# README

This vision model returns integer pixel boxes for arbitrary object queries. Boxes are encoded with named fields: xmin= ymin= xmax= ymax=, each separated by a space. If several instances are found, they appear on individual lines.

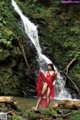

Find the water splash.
xmin=11 ymin=0 xmax=72 ymax=100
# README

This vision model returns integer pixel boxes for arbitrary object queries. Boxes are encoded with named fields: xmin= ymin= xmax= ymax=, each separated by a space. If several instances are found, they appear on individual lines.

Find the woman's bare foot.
xmin=32 ymin=107 xmax=38 ymax=111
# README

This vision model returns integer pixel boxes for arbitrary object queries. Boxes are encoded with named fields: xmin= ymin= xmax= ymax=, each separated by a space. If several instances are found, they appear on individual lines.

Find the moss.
xmin=41 ymin=107 xmax=58 ymax=117
xmin=27 ymin=110 xmax=39 ymax=120
xmin=12 ymin=114 xmax=24 ymax=120
xmin=71 ymin=110 xmax=80 ymax=120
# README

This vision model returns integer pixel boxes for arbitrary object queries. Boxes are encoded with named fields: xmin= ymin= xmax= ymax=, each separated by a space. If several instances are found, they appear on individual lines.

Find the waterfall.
xmin=11 ymin=0 xmax=72 ymax=100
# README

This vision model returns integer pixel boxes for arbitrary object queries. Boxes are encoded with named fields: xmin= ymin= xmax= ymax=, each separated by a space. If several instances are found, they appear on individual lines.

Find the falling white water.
xmin=11 ymin=0 xmax=72 ymax=100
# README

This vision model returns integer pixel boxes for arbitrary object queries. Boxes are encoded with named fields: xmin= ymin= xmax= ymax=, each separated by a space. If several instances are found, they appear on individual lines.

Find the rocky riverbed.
xmin=0 ymin=97 xmax=80 ymax=120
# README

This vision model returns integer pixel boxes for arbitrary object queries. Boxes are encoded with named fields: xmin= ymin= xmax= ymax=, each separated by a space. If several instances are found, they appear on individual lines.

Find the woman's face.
xmin=47 ymin=65 xmax=52 ymax=71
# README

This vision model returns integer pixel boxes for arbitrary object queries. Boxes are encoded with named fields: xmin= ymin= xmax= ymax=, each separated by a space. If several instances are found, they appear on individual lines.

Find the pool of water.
xmin=15 ymin=97 xmax=37 ymax=109
xmin=15 ymin=97 xmax=59 ymax=110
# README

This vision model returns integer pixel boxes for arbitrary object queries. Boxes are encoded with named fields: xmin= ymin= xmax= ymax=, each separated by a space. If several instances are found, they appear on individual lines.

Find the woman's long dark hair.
xmin=47 ymin=63 xmax=55 ymax=71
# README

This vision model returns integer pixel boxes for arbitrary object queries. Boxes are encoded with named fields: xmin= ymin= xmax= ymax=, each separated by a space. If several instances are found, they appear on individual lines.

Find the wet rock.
xmin=52 ymin=100 xmax=80 ymax=110
xmin=58 ymin=100 xmax=80 ymax=109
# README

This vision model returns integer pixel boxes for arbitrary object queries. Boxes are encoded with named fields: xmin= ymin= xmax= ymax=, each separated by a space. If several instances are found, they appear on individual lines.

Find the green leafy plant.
xmin=71 ymin=110 xmax=80 ymax=120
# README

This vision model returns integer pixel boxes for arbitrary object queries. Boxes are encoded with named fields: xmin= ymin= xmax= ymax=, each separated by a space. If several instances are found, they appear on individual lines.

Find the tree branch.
xmin=17 ymin=37 xmax=31 ymax=77
xmin=64 ymin=72 xmax=80 ymax=94
xmin=64 ymin=57 xmax=80 ymax=95
xmin=64 ymin=57 xmax=76 ymax=74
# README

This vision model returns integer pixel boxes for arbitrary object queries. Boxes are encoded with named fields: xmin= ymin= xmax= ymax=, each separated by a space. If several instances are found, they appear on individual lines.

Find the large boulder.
xmin=53 ymin=100 xmax=80 ymax=109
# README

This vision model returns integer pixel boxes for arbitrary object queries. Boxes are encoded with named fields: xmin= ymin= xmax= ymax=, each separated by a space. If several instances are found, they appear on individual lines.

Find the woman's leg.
xmin=33 ymin=82 xmax=48 ymax=110
xmin=47 ymin=87 xmax=51 ymax=107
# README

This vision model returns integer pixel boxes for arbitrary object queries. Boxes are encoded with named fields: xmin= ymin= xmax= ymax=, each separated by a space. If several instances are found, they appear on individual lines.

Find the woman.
xmin=32 ymin=63 xmax=57 ymax=110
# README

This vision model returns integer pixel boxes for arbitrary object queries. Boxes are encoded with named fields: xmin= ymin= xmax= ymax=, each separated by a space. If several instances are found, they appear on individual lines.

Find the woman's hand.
xmin=53 ymin=72 xmax=57 ymax=86
xmin=53 ymin=80 xmax=56 ymax=86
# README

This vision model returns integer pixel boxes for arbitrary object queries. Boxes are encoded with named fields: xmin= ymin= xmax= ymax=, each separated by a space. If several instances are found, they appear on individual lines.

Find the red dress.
xmin=36 ymin=70 xmax=57 ymax=108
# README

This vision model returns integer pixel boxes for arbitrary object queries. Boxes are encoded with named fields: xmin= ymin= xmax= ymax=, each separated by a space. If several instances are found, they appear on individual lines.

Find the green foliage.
xmin=27 ymin=111 xmax=39 ymax=120
xmin=0 ymin=71 xmax=19 ymax=95
xmin=0 ymin=0 xmax=27 ymax=96
xmin=41 ymin=108 xmax=57 ymax=116
xmin=27 ymin=108 xmax=57 ymax=120
xmin=71 ymin=110 xmax=80 ymax=120
xmin=0 ymin=49 xmax=10 ymax=60
xmin=12 ymin=114 xmax=24 ymax=120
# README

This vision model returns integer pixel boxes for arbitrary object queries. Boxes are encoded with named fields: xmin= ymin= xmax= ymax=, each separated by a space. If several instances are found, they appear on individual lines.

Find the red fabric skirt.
xmin=36 ymin=71 xmax=54 ymax=108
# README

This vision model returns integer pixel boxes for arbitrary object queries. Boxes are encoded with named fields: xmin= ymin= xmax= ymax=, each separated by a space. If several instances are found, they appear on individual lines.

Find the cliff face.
xmin=0 ymin=0 xmax=80 ymax=96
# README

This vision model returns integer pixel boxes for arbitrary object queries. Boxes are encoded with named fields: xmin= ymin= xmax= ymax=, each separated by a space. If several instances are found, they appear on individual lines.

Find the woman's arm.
xmin=53 ymin=72 xmax=57 ymax=86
